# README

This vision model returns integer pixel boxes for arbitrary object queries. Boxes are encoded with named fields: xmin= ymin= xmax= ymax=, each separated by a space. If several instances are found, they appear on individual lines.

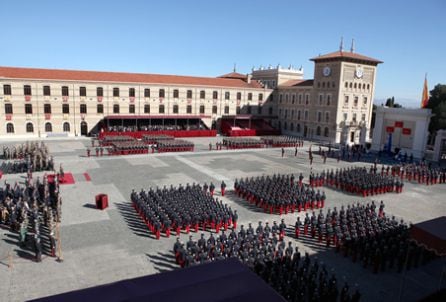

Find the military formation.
xmin=234 ymin=174 xmax=327 ymax=214
xmin=1 ymin=142 xmax=54 ymax=174
xmin=294 ymin=202 xmax=437 ymax=273
xmin=310 ymin=167 xmax=404 ymax=196
xmin=142 ymin=134 xmax=174 ymax=144
xmin=157 ymin=139 xmax=194 ymax=152
xmin=0 ymin=175 xmax=62 ymax=262
xmin=173 ymin=222 xmax=360 ymax=302
xmin=260 ymin=136 xmax=304 ymax=148
xmin=222 ymin=137 xmax=265 ymax=149
xmin=131 ymin=183 xmax=236 ymax=239
xmin=390 ymin=163 xmax=446 ymax=185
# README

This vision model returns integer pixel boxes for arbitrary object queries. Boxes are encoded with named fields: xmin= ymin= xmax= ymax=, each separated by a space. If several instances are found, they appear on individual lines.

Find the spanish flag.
xmin=421 ymin=75 xmax=429 ymax=108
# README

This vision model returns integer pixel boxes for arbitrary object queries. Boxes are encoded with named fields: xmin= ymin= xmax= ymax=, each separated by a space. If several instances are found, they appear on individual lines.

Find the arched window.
xmin=325 ymin=112 xmax=330 ymax=123
xmin=297 ymin=123 xmax=301 ymax=133
xmin=324 ymin=127 xmax=329 ymax=137
xmin=26 ymin=122 xmax=34 ymax=133
xmin=316 ymin=126 xmax=321 ymax=136
xmin=297 ymin=110 xmax=301 ymax=120
xmin=63 ymin=122 xmax=70 ymax=132
xmin=45 ymin=122 xmax=52 ymax=132
xmin=290 ymin=123 xmax=294 ymax=131
xmin=6 ymin=123 xmax=14 ymax=133
xmin=354 ymin=83 xmax=357 ymax=89
xmin=345 ymin=82 xmax=348 ymax=88
xmin=349 ymin=82 xmax=353 ymax=88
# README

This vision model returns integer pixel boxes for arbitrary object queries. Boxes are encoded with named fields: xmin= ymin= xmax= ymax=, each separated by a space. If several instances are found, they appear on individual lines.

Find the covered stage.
xmin=97 ymin=115 xmax=217 ymax=139
xmin=31 ymin=258 xmax=285 ymax=302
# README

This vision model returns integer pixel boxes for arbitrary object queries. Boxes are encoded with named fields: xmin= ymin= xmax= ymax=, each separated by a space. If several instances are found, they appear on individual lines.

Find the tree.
xmin=426 ymin=84 xmax=446 ymax=134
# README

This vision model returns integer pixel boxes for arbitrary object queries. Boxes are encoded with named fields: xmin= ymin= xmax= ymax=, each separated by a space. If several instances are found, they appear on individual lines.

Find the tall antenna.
xmin=339 ymin=36 xmax=344 ymax=52
xmin=350 ymin=38 xmax=355 ymax=53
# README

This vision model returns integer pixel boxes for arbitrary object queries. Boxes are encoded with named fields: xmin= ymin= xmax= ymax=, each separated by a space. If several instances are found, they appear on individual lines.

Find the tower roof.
xmin=310 ymin=51 xmax=383 ymax=65
xmin=218 ymin=72 xmax=247 ymax=80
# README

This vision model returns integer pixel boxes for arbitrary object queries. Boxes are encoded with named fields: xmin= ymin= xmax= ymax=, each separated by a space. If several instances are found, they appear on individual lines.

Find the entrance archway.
xmin=80 ymin=121 xmax=88 ymax=136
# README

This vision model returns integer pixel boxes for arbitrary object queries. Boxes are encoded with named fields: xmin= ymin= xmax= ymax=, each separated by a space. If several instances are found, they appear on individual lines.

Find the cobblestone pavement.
xmin=0 ymin=137 xmax=444 ymax=301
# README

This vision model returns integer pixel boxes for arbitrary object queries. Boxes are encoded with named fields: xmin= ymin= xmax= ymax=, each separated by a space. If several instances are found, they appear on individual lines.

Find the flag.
xmin=421 ymin=75 xmax=429 ymax=108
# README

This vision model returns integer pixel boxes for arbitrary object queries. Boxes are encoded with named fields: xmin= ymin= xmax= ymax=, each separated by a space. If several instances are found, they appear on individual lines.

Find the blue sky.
xmin=1 ymin=0 xmax=444 ymax=107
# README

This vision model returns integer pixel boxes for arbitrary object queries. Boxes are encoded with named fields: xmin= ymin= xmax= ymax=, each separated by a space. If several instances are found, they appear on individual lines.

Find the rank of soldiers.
xmin=130 ymin=183 xmax=237 ymax=240
xmin=390 ymin=163 xmax=446 ymax=186
xmin=234 ymin=174 xmax=327 ymax=214
xmin=294 ymin=202 xmax=438 ymax=273
xmin=260 ymin=136 xmax=304 ymax=148
xmin=222 ymin=137 xmax=264 ymax=149
xmin=1 ymin=142 xmax=54 ymax=174
xmin=100 ymin=135 xmax=135 ymax=146
xmin=311 ymin=167 xmax=404 ymax=196
xmin=142 ymin=134 xmax=174 ymax=144
xmin=173 ymin=222 xmax=361 ymax=302
xmin=110 ymin=141 xmax=149 ymax=155
xmin=0 ymin=175 xmax=62 ymax=262
xmin=157 ymin=139 xmax=194 ymax=152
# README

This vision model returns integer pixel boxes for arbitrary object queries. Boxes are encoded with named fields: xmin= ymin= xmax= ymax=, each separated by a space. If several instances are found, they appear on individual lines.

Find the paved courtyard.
xmin=0 ymin=137 xmax=445 ymax=302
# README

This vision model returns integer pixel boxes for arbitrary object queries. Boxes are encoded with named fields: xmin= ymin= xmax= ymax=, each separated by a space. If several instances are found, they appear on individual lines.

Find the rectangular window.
xmin=25 ymin=104 xmax=33 ymax=114
xmin=248 ymin=93 xmax=252 ymax=101
xmin=4 ymin=104 xmax=13 ymax=114
xmin=213 ymin=91 xmax=218 ymax=99
xmin=144 ymin=104 xmax=150 ymax=114
xmin=113 ymin=87 xmax=120 ymax=97
xmin=363 ymin=96 xmax=368 ymax=106
xmin=354 ymin=96 xmax=359 ymax=106
xmin=97 ymin=104 xmax=104 ymax=114
xmin=344 ymin=96 xmax=349 ymax=105
xmin=159 ymin=104 xmax=165 ymax=113
xmin=43 ymin=85 xmax=51 ymax=96
xmin=361 ymin=113 xmax=366 ymax=121
xmin=129 ymin=104 xmax=135 ymax=113
xmin=236 ymin=92 xmax=241 ymax=100
xmin=352 ymin=113 xmax=357 ymax=122
xmin=212 ymin=105 xmax=218 ymax=114
xmin=259 ymin=93 xmax=263 ymax=101
xmin=173 ymin=104 xmax=179 ymax=114
xmin=187 ymin=90 xmax=192 ymax=99
xmin=80 ymin=104 xmax=87 ymax=114
xmin=97 ymin=87 xmax=103 ymax=97
xmin=144 ymin=88 xmax=150 ymax=98
xmin=343 ymin=113 xmax=348 ymax=121
xmin=3 ymin=84 xmax=12 ymax=95
xmin=62 ymin=104 xmax=69 ymax=114
xmin=159 ymin=89 xmax=165 ymax=98
xmin=200 ymin=105 xmax=205 ymax=114
xmin=305 ymin=94 xmax=309 ymax=105
xmin=186 ymin=105 xmax=192 ymax=114
xmin=113 ymin=104 xmax=120 ymax=114
xmin=317 ymin=112 xmax=322 ymax=122
xmin=62 ymin=86 xmax=69 ymax=96
xmin=291 ymin=94 xmax=295 ymax=104
xmin=225 ymin=92 xmax=230 ymax=100
xmin=224 ymin=106 xmax=229 ymax=114
xmin=44 ymin=104 xmax=51 ymax=114
xmin=24 ymin=85 xmax=32 ymax=95
xmin=325 ymin=112 xmax=329 ymax=123
xmin=129 ymin=88 xmax=135 ymax=97
xmin=200 ymin=90 xmax=205 ymax=99
xmin=79 ymin=86 xmax=87 ymax=97
xmin=173 ymin=89 xmax=179 ymax=98
xmin=236 ymin=106 xmax=241 ymax=114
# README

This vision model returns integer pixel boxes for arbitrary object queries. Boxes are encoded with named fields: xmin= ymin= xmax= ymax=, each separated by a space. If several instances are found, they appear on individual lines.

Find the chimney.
xmin=247 ymin=74 xmax=252 ymax=84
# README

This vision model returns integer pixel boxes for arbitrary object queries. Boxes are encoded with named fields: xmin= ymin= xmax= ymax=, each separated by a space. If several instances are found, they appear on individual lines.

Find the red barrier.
xmin=99 ymin=130 xmax=217 ymax=140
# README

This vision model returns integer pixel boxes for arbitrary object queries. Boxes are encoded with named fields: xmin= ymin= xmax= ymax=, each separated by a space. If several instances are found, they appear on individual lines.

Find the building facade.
xmin=0 ymin=68 xmax=272 ymax=137
xmin=252 ymin=44 xmax=382 ymax=145
xmin=0 ymin=46 xmax=381 ymax=143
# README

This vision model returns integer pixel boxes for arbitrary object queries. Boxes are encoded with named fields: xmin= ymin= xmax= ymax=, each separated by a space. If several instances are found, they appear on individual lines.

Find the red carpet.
xmin=47 ymin=173 xmax=75 ymax=185
xmin=84 ymin=173 xmax=91 ymax=181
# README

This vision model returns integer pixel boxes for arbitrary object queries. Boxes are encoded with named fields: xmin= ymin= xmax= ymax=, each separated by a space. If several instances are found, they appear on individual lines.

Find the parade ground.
xmin=0 ymin=137 xmax=444 ymax=302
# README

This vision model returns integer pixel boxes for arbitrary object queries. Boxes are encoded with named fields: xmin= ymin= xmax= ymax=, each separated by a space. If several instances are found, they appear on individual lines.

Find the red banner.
xmin=25 ymin=95 xmax=31 ymax=102
xmin=63 ymin=96 xmax=69 ymax=102
xmin=45 ymin=114 xmax=51 ymax=120
xmin=97 ymin=96 xmax=103 ymax=102
xmin=5 ymin=114 xmax=12 ymax=121
xmin=402 ymin=128 xmax=411 ymax=135
xmin=394 ymin=121 xmax=404 ymax=128
xmin=386 ymin=126 xmax=394 ymax=133
xmin=129 ymin=97 xmax=135 ymax=103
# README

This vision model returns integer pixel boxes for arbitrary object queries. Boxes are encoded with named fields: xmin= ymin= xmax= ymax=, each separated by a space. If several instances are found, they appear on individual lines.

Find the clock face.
xmin=355 ymin=67 xmax=363 ymax=78
xmin=323 ymin=66 xmax=331 ymax=77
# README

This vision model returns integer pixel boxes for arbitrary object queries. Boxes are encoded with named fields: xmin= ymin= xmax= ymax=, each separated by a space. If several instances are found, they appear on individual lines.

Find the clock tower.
xmin=310 ymin=39 xmax=383 ymax=145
